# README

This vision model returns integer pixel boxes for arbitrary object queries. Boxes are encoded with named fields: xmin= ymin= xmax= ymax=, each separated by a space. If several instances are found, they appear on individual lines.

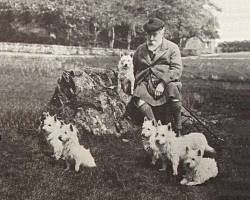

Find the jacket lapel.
xmin=140 ymin=44 xmax=152 ymax=65
xmin=150 ymin=39 xmax=169 ymax=65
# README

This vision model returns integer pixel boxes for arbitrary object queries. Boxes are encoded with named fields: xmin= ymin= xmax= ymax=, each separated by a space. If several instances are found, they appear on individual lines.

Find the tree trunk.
xmin=127 ymin=31 xmax=131 ymax=50
xmin=93 ymin=23 xmax=101 ymax=47
xmin=127 ymin=23 xmax=136 ymax=50
xmin=180 ymin=37 xmax=190 ymax=50
xmin=108 ymin=27 xmax=115 ymax=48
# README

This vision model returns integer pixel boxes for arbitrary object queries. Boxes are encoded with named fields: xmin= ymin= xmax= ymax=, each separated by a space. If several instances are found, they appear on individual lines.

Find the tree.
xmin=0 ymin=0 xmax=220 ymax=48
xmin=149 ymin=0 xmax=220 ymax=48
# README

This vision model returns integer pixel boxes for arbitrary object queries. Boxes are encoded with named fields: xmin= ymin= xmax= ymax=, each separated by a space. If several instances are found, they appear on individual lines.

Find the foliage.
xmin=218 ymin=40 xmax=250 ymax=52
xmin=0 ymin=0 xmax=220 ymax=48
xmin=150 ymin=0 xmax=220 ymax=47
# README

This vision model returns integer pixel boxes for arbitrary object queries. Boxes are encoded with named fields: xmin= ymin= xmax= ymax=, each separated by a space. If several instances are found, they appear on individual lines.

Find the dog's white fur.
xmin=40 ymin=112 xmax=78 ymax=160
xmin=40 ymin=112 xmax=61 ymax=136
xmin=155 ymin=121 xmax=215 ymax=175
xmin=141 ymin=118 xmax=165 ymax=166
xmin=117 ymin=52 xmax=135 ymax=95
xmin=181 ymin=147 xmax=218 ymax=185
xmin=141 ymin=117 xmax=157 ymax=149
xmin=59 ymin=133 xmax=96 ymax=172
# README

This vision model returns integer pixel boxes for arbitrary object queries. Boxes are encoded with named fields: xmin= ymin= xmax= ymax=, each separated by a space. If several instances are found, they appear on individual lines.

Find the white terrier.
xmin=155 ymin=121 xmax=215 ymax=175
xmin=49 ymin=123 xmax=79 ymax=160
xmin=117 ymin=52 xmax=135 ymax=95
xmin=39 ymin=112 xmax=61 ymax=135
xmin=40 ymin=112 xmax=64 ymax=160
xmin=181 ymin=147 xmax=218 ymax=185
xmin=141 ymin=117 xmax=156 ymax=151
xmin=141 ymin=117 xmax=162 ymax=165
xmin=40 ymin=112 xmax=79 ymax=160
xmin=59 ymin=132 xmax=96 ymax=172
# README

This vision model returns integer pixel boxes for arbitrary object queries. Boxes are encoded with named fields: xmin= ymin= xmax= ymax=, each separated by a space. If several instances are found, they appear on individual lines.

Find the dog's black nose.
xmin=58 ymin=136 xmax=62 ymax=141
xmin=155 ymin=139 xmax=160 ymax=144
xmin=39 ymin=122 xmax=44 ymax=129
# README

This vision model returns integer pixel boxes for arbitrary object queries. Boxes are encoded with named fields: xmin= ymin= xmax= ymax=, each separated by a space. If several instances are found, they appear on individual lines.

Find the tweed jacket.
xmin=133 ymin=38 xmax=183 ymax=106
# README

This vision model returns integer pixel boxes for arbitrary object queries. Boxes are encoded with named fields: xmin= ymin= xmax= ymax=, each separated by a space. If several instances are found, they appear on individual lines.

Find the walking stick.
xmin=182 ymin=105 xmax=225 ymax=143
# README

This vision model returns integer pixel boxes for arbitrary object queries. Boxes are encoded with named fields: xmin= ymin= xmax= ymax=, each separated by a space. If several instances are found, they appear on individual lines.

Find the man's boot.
xmin=162 ymin=103 xmax=172 ymax=125
xmin=170 ymin=99 xmax=182 ymax=137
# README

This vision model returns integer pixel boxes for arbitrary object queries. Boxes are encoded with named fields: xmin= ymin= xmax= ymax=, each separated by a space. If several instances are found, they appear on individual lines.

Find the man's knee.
xmin=165 ymin=82 xmax=182 ymax=100
xmin=133 ymin=98 xmax=155 ymax=120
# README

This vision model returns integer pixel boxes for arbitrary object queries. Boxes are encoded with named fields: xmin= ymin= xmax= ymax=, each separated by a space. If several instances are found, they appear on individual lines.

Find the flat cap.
xmin=143 ymin=18 xmax=165 ymax=33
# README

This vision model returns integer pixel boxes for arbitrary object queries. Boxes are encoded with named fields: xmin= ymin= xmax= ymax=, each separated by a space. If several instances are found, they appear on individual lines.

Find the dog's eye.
xmin=48 ymin=124 xmax=51 ymax=127
xmin=192 ymin=158 xmax=195 ymax=161
xmin=161 ymin=134 xmax=165 ymax=137
xmin=147 ymin=128 xmax=151 ymax=131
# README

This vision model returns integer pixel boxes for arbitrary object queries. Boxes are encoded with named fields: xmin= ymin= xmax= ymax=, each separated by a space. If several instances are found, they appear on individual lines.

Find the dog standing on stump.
xmin=131 ymin=18 xmax=183 ymax=136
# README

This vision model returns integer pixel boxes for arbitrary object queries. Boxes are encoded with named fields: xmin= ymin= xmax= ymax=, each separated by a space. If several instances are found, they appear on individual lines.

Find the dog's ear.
xmin=130 ymin=52 xmax=134 ymax=58
xmin=60 ymin=121 xmax=64 ymax=126
xmin=120 ymin=52 xmax=124 ymax=58
xmin=197 ymin=149 xmax=201 ymax=156
xmin=152 ymin=119 xmax=157 ymax=127
xmin=40 ymin=112 xmax=46 ymax=121
xmin=70 ymin=124 xmax=74 ymax=132
xmin=167 ymin=123 xmax=172 ymax=131
xmin=69 ymin=70 xmax=74 ymax=77
xmin=144 ymin=116 xmax=148 ymax=122
xmin=42 ymin=112 xmax=49 ymax=118
xmin=54 ymin=115 xmax=57 ymax=122
xmin=157 ymin=120 xmax=162 ymax=126
xmin=186 ymin=146 xmax=189 ymax=153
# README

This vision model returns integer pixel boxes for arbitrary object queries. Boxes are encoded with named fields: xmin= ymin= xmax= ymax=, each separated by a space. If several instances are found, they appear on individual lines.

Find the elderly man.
xmin=132 ymin=18 xmax=183 ymax=136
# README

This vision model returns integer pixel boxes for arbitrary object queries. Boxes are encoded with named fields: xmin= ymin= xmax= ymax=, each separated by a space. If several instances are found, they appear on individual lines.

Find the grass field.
xmin=0 ymin=52 xmax=250 ymax=200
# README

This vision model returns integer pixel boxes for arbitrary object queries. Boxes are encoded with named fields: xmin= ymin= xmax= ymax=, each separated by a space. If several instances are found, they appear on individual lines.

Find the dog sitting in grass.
xmin=141 ymin=117 xmax=156 ymax=152
xmin=155 ymin=121 xmax=215 ymax=175
xmin=180 ymin=147 xmax=218 ymax=185
xmin=39 ymin=112 xmax=79 ymax=160
xmin=59 ymin=130 xmax=96 ymax=172
xmin=141 ymin=117 xmax=162 ymax=165
xmin=40 ymin=112 xmax=64 ymax=160
xmin=117 ymin=52 xmax=135 ymax=95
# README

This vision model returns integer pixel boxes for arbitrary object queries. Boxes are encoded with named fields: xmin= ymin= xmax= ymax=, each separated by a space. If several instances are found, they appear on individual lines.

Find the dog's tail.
xmin=205 ymin=144 xmax=216 ymax=153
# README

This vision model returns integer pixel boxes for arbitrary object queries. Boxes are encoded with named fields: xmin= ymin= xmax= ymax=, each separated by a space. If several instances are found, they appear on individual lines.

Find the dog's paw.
xmin=186 ymin=181 xmax=198 ymax=186
xmin=173 ymin=171 xmax=178 ymax=176
xmin=151 ymin=158 xmax=157 ymax=165
xmin=75 ymin=165 xmax=80 ymax=172
xmin=180 ymin=179 xmax=188 ymax=185
xmin=159 ymin=168 xmax=166 ymax=172
xmin=63 ymin=167 xmax=70 ymax=173
xmin=55 ymin=156 xmax=61 ymax=160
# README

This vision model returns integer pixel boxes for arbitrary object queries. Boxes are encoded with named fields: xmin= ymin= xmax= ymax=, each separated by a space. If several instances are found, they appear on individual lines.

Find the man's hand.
xmin=155 ymin=82 xmax=165 ymax=98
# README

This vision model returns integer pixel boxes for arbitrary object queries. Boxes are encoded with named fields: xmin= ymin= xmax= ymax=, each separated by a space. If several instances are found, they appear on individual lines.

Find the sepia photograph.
xmin=0 ymin=0 xmax=249 ymax=199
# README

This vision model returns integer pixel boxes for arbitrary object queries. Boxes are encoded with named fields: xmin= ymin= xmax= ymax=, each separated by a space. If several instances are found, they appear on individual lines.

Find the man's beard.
xmin=147 ymin=39 xmax=162 ymax=51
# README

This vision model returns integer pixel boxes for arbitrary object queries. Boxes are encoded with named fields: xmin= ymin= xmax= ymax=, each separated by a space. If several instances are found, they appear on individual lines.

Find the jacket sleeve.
xmin=169 ymin=44 xmax=183 ymax=81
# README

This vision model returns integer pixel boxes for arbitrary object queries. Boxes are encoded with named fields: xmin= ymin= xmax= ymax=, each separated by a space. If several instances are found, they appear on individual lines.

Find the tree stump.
xmin=48 ymin=68 xmax=137 ymax=136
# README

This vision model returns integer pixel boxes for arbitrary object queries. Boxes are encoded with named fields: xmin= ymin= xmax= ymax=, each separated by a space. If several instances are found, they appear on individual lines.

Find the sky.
xmin=212 ymin=0 xmax=250 ymax=42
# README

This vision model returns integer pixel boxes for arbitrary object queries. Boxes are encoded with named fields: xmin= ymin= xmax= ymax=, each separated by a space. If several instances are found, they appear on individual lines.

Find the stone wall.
xmin=0 ymin=42 xmax=122 ymax=56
